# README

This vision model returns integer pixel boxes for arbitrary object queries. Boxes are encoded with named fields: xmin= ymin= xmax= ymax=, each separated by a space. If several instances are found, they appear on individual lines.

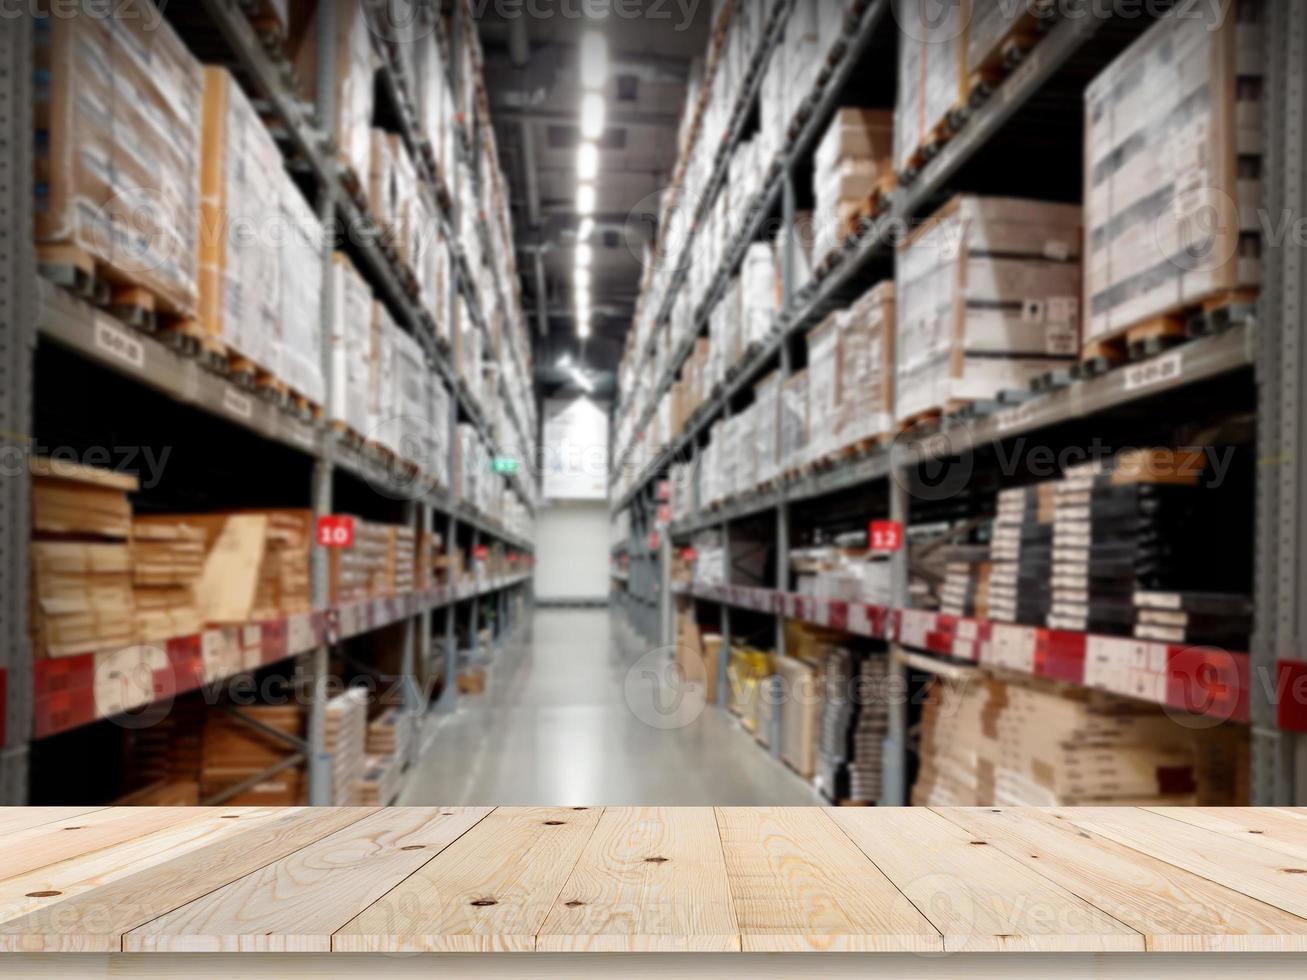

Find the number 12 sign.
xmin=317 ymin=516 xmax=355 ymax=549
xmin=869 ymin=519 xmax=904 ymax=553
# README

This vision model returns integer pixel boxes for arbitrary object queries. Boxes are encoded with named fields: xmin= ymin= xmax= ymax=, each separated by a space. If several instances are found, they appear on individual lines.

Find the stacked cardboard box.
xmin=773 ymin=655 xmax=824 ymax=779
xmin=367 ymin=707 xmax=415 ymax=765
xmin=330 ymin=518 xmax=396 ymax=604
xmin=779 ymin=369 xmax=809 ymax=474
xmin=753 ymin=372 xmax=781 ymax=487
xmin=35 ymin=8 xmax=203 ymax=316
xmin=356 ymin=755 xmax=404 ymax=806
xmin=895 ymin=196 xmax=1081 ymax=423
xmin=739 ymin=243 xmax=778 ymax=350
xmin=329 ymin=254 xmax=373 ymax=437
xmin=30 ymin=460 xmax=137 ymax=658
xmin=937 ymin=545 xmax=992 ymax=618
xmin=199 ymin=68 xmax=283 ymax=375
xmin=368 ymin=302 xmax=399 ymax=451
xmin=200 ymin=706 xmax=305 ymax=805
xmin=893 ymin=0 xmax=966 ymax=173
xmin=1084 ymin=3 xmax=1262 ymax=345
xmin=276 ymin=170 xmax=326 ymax=408
xmin=325 ymin=688 xmax=369 ymax=806
xmin=806 ymin=313 xmax=843 ymax=464
xmin=792 ymin=547 xmax=894 ymax=605
xmin=836 ymin=281 xmax=895 ymax=449
xmin=390 ymin=525 xmax=418 ymax=595
xmin=816 ymin=649 xmax=889 ymax=804
xmin=728 ymin=646 xmax=772 ymax=732
xmin=813 ymin=108 xmax=894 ymax=264
xmin=130 ymin=517 xmax=205 ymax=643
xmin=295 ymin=0 xmax=374 ymax=191
xmin=913 ymin=674 xmax=1250 ymax=806
xmin=989 ymin=483 xmax=1055 ymax=626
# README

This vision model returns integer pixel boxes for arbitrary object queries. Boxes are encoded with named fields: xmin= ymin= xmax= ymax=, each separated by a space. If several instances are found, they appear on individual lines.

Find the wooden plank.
xmin=194 ymin=515 xmax=267 ymax=624
xmin=828 ymin=808 xmax=1141 ymax=952
xmin=1141 ymin=807 xmax=1307 ymax=862
xmin=1058 ymin=807 xmax=1307 ymax=922
xmin=715 ymin=807 xmax=941 ymax=952
xmin=126 ymin=808 xmax=493 ymax=952
xmin=937 ymin=807 xmax=1307 ymax=951
xmin=0 ymin=808 xmax=293 ymax=927
xmin=536 ymin=807 xmax=739 ymax=952
xmin=0 ymin=808 xmax=108 ymax=837
xmin=30 ymin=457 xmax=140 ymax=492
xmin=0 ymin=807 xmax=210 ymax=883
xmin=0 ymin=808 xmax=374 ymax=952
xmin=334 ymin=806 xmax=602 ymax=952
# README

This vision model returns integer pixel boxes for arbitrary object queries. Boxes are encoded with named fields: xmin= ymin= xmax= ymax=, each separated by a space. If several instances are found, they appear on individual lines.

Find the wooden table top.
xmin=2 ymin=806 xmax=1307 ymax=954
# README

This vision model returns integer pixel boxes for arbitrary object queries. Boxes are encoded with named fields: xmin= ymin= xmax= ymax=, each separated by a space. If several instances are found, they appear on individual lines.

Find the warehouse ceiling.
xmin=474 ymin=8 xmax=710 ymax=400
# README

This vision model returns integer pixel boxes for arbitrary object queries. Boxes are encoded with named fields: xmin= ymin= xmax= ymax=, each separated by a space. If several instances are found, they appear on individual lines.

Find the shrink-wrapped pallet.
xmin=740 ymin=243 xmax=778 ymax=349
xmin=779 ymin=369 xmax=809 ymax=474
xmin=276 ymin=175 xmax=326 ymax=408
xmin=806 ymin=313 xmax=843 ymax=464
xmin=895 ymin=195 xmax=1081 ymax=423
xmin=199 ymin=68 xmax=283 ymax=375
xmin=1084 ymin=1 xmax=1262 ymax=344
xmin=754 ymin=371 xmax=781 ymax=487
xmin=329 ymin=254 xmax=372 ymax=437
xmin=837 ymin=281 xmax=895 ymax=448
xmin=34 ymin=7 xmax=202 ymax=316
xmin=893 ymin=0 xmax=967 ymax=174
xmin=369 ymin=303 xmax=399 ymax=453
xmin=299 ymin=0 xmax=374 ymax=192
xmin=392 ymin=326 xmax=432 ymax=474
xmin=813 ymin=108 xmax=894 ymax=263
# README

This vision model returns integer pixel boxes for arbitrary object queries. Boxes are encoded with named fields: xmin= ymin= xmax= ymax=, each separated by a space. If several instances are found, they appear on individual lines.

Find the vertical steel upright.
xmin=717 ymin=402 xmax=733 ymax=707
xmin=303 ymin=0 xmax=340 ymax=807
xmin=437 ymin=0 xmax=464 ymax=715
xmin=882 ymin=472 xmax=911 ymax=806
xmin=1252 ymin=0 xmax=1307 ymax=805
xmin=0 ymin=14 xmax=35 ymax=805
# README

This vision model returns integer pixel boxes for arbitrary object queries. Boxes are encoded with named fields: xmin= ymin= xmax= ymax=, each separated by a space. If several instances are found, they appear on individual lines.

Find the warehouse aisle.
xmin=401 ymin=609 xmax=819 ymax=805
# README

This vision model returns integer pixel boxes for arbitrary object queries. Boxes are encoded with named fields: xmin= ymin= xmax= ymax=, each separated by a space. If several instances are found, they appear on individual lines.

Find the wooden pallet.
xmin=966 ymin=16 xmax=1045 ymax=108
xmin=38 ymin=243 xmax=197 ymax=336
xmin=898 ymin=101 xmax=969 ymax=183
xmin=332 ymin=422 xmax=367 ymax=451
xmin=1078 ymin=289 xmax=1257 ymax=376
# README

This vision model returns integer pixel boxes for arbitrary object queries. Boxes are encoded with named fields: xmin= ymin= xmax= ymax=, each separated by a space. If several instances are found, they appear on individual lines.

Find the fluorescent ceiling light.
xmin=576 ymin=142 xmax=599 ymax=180
xmin=580 ymin=93 xmax=606 ymax=140
xmin=556 ymin=353 xmax=572 ymax=369
xmin=580 ymin=32 xmax=610 ymax=90
xmin=576 ymin=244 xmax=593 ymax=268
xmin=577 ymin=183 xmax=596 ymax=216
xmin=577 ymin=317 xmax=592 ymax=340
xmin=575 ymin=268 xmax=592 ymax=293
xmin=577 ymin=217 xmax=594 ymax=241
xmin=570 ymin=366 xmax=595 ymax=392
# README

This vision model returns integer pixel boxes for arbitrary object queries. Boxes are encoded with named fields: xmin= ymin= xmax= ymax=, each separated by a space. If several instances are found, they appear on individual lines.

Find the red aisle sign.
xmin=869 ymin=519 xmax=904 ymax=552
xmin=473 ymin=544 xmax=490 ymax=560
xmin=316 ymin=516 xmax=355 ymax=548
xmin=649 ymin=531 xmax=661 ymax=551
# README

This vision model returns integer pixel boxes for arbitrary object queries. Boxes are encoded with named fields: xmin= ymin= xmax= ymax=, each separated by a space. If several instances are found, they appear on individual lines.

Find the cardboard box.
xmin=1084 ymin=2 xmax=1262 ymax=343
xmin=894 ymin=0 xmax=968 ymax=172
xmin=895 ymin=195 xmax=1082 ymax=422
xmin=837 ymin=280 xmax=895 ymax=446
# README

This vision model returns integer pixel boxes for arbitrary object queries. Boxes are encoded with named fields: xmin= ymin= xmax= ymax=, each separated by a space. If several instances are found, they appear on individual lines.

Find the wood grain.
xmin=1058 ymin=807 xmax=1307 ymax=922
xmin=536 ymin=807 xmax=739 ymax=952
xmin=828 ymin=807 xmax=1140 ymax=952
xmin=0 ymin=808 xmax=107 ymax=837
xmin=0 ymin=807 xmax=290 ymax=928
xmin=126 ymin=808 xmax=492 ymax=952
xmin=716 ymin=807 xmax=941 ymax=952
xmin=0 ymin=807 xmax=211 ymax=882
xmin=0 ymin=808 xmax=374 ymax=952
xmin=937 ymin=807 xmax=1307 ymax=951
xmin=333 ymin=806 xmax=602 ymax=952
xmin=1142 ymin=807 xmax=1307 ymax=862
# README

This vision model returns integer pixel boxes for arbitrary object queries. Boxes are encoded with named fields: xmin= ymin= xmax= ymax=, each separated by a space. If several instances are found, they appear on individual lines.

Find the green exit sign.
xmin=493 ymin=458 xmax=519 ymax=475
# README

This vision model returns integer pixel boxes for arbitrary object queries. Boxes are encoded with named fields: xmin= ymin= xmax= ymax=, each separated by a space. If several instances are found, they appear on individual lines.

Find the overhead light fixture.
xmin=580 ymin=32 xmax=610 ymax=90
xmin=577 ymin=183 xmax=596 ymax=216
xmin=576 ymin=141 xmax=599 ymax=180
xmin=577 ymin=317 xmax=592 ymax=340
xmin=556 ymin=353 xmax=572 ymax=369
xmin=576 ymin=243 xmax=592 ymax=268
xmin=570 ymin=366 xmax=595 ymax=393
xmin=577 ymin=217 xmax=594 ymax=241
xmin=576 ymin=271 xmax=592 ymax=295
xmin=580 ymin=92 xmax=605 ymax=140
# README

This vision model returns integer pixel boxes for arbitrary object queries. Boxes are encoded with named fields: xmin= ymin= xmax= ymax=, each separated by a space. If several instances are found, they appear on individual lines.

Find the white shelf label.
xmin=287 ymin=614 xmax=315 ymax=653
xmin=898 ymin=609 xmax=933 ymax=650
xmin=93 ymin=318 xmax=145 ymax=370
xmin=849 ymin=603 xmax=872 ymax=636
xmin=223 ymin=388 xmax=253 ymax=420
xmin=1124 ymin=351 xmax=1183 ymax=393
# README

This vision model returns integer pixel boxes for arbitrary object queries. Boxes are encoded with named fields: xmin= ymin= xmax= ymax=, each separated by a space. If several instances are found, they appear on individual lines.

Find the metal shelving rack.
xmin=610 ymin=1 xmax=1307 ymax=805
xmin=0 ymin=0 xmax=539 ymax=804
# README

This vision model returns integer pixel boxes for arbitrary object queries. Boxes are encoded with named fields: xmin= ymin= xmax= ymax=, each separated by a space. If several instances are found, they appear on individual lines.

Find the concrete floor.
xmin=400 ymin=607 xmax=819 ymax=806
